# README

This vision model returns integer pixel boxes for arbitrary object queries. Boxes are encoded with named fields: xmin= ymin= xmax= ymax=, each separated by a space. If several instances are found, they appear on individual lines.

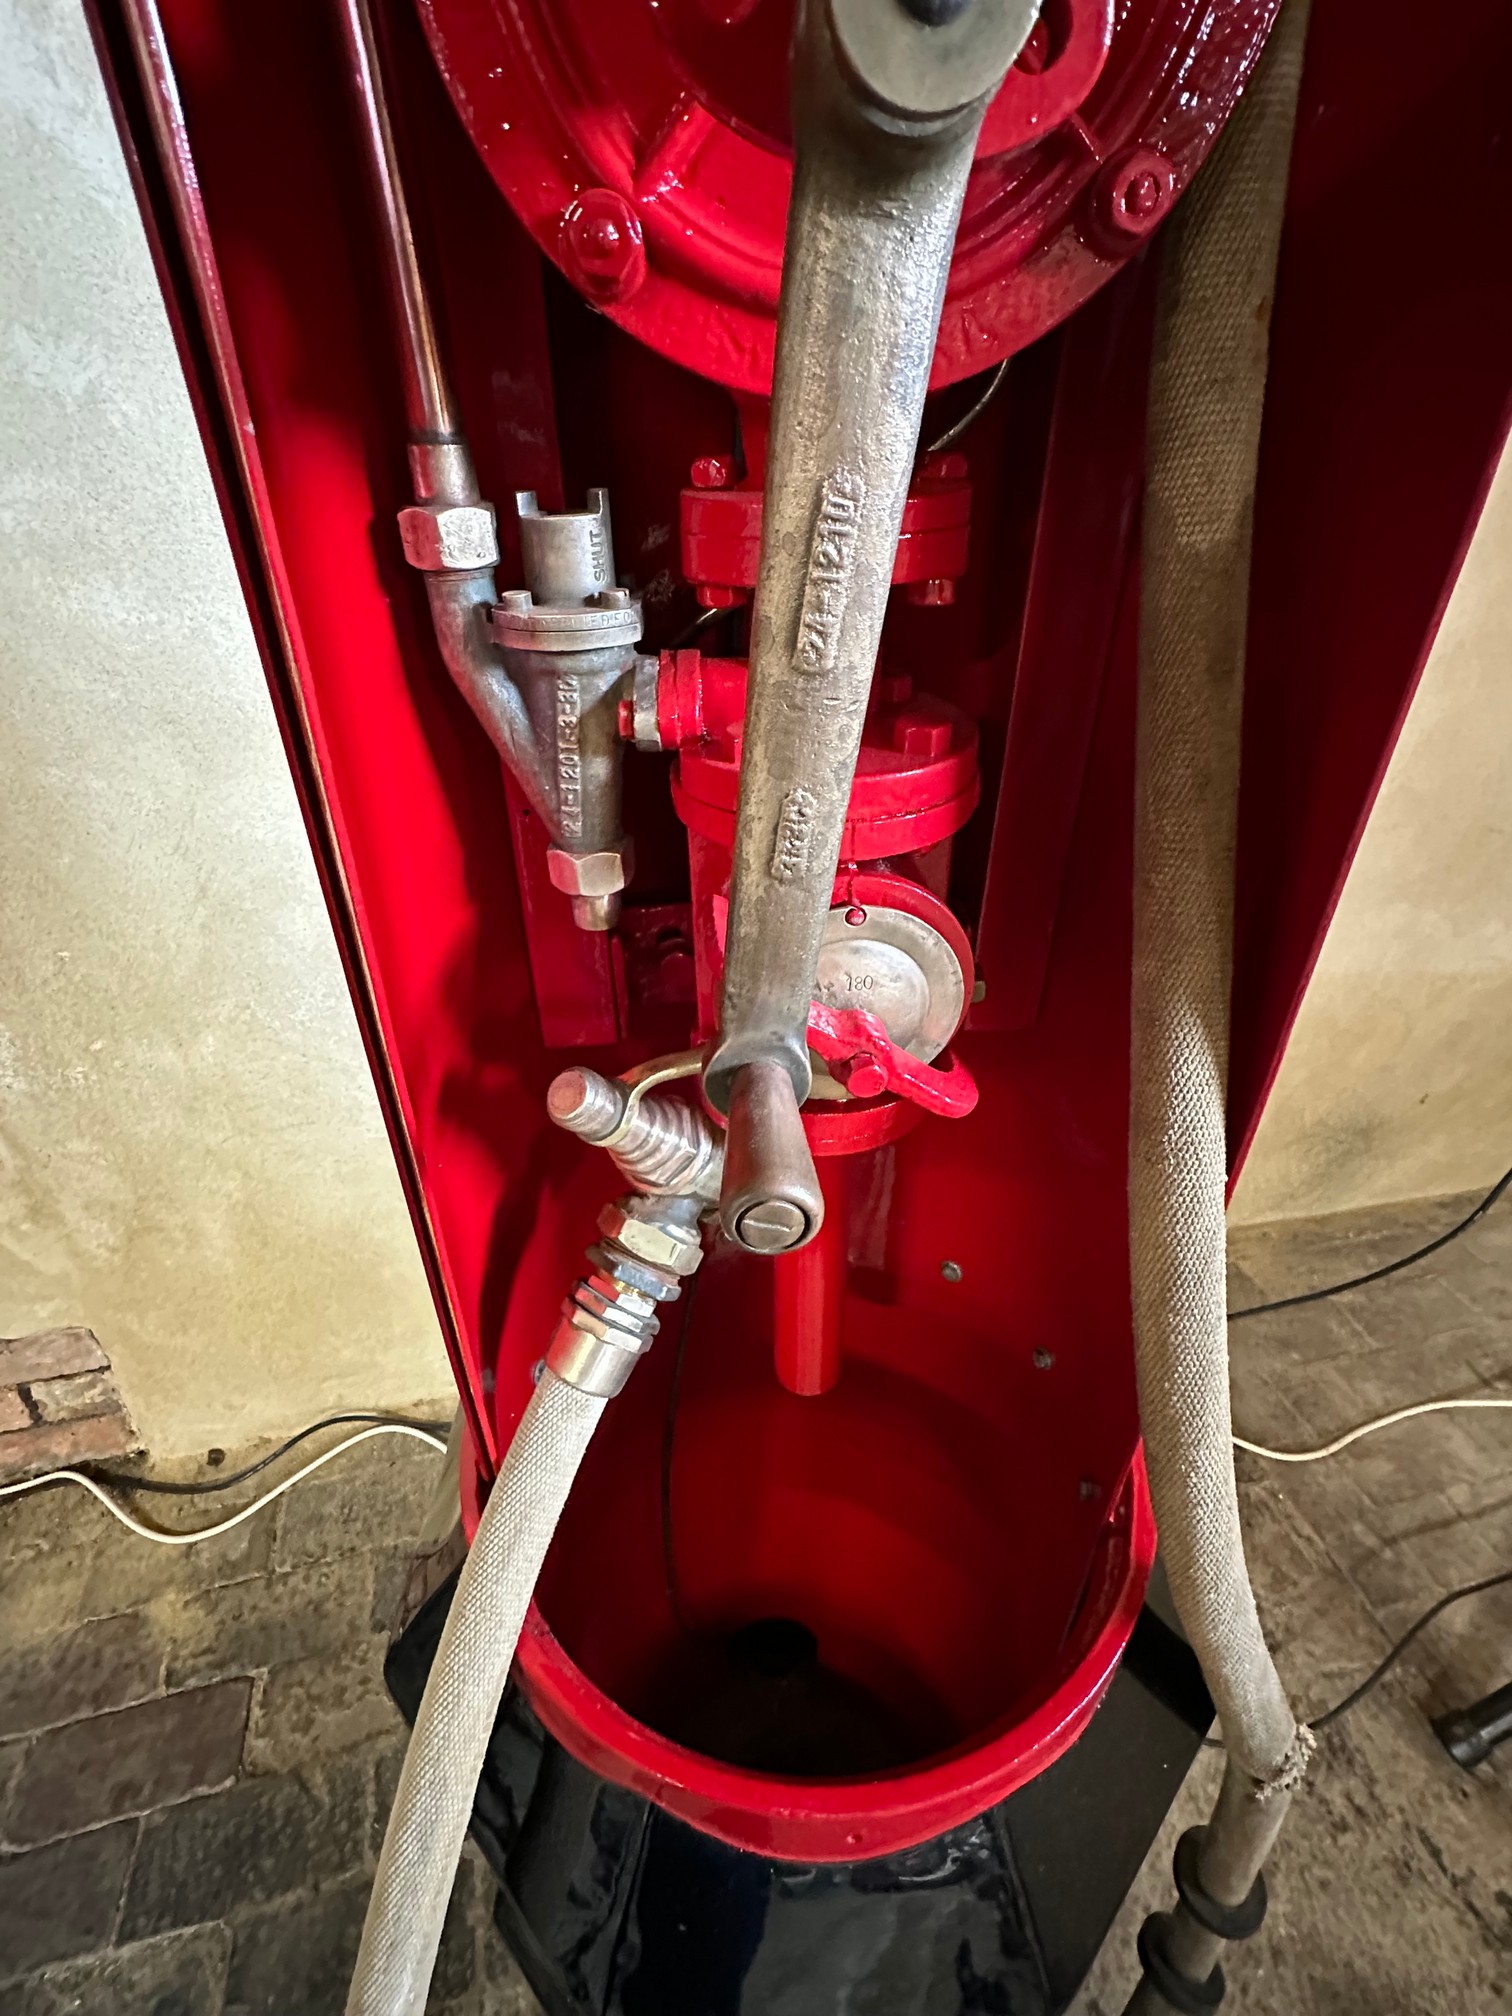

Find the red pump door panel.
xmin=89 ymin=0 xmax=1512 ymax=1865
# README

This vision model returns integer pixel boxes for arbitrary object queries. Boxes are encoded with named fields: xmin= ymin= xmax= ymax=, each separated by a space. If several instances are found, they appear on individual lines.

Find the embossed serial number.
xmin=793 ymin=467 xmax=865 ymax=675
xmin=556 ymin=674 xmax=582 ymax=838
xmin=770 ymin=786 xmax=817 ymax=885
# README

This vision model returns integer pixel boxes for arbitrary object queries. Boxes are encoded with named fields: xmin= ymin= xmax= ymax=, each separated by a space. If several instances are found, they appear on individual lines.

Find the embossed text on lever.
xmin=702 ymin=0 xmax=1039 ymax=1150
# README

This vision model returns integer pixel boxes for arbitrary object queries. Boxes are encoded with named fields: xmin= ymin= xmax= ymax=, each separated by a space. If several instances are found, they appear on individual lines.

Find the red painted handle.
xmin=806 ymin=1001 xmax=978 ymax=1119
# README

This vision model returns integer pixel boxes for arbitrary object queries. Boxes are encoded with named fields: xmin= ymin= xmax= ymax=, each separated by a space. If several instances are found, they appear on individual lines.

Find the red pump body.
xmin=91 ymin=0 xmax=1512 ymax=1871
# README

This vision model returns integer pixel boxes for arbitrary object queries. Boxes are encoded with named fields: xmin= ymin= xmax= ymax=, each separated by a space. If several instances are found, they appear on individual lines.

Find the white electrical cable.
xmin=3 ymin=1396 xmax=1506 ymax=1546
xmin=0 ymin=1423 xmax=448 ymax=1545
xmin=1234 ymin=1396 xmax=1512 ymax=1464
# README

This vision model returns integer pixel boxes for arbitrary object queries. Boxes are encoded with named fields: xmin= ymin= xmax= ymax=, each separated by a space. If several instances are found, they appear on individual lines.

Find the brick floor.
xmin=1076 ymin=1191 xmax=1512 ymax=2015
xmin=0 ymin=1330 xmax=137 ymax=1485
xmin=0 ymin=1428 xmax=513 ymax=2016
xmin=0 ymin=1192 xmax=1508 ymax=2013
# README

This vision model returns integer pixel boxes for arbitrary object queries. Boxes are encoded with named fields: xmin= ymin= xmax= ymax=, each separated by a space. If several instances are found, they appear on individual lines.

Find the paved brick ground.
xmin=0 ymin=1426 xmax=522 ymax=2015
xmin=1078 ymin=1192 xmax=1512 ymax=2015
xmin=0 ymin=1191 xmax=1509 ymax=2014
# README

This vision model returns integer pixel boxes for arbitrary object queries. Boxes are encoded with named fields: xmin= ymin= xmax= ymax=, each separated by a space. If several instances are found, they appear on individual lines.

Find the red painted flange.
xmin=413 ymin=0 xmax=1279 ymax=392
xmin=674 ymin=685 xmax=980 ymax=861
xmin=682 ymin=451 xmax=971 ymax=606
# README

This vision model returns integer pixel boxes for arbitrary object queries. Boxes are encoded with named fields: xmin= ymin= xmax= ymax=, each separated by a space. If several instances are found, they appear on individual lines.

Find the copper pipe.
xmin=332 ymin=0 xmax=460 ymax=445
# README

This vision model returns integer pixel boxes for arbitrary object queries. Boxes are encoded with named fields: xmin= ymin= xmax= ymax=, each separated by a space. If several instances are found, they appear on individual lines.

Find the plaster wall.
xmin=0 ymin=0 xmax=450 ymax=1456
xmin=3 ymin=0 xmax=1509 ymax=1458
xmin=1231 ymin=446 xmax=1512 ymax=1225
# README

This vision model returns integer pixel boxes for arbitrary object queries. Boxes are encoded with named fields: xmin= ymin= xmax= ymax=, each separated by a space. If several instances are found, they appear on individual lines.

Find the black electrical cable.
xmin=1309 ymin=1565 xmax=1512 ymax=1732
xmin=1229 ymin=1162 xmax=1512 ymax=1322
xmin=922 ymin=355 xmax=1010 ymax=457
xmin=666 ymin=603 xmax=733 ymax=651
xmin=84 ymin=1411 xmax=450 ymax=1497
xmin=1201 ymin=1564 xmax=1512 ymax=1749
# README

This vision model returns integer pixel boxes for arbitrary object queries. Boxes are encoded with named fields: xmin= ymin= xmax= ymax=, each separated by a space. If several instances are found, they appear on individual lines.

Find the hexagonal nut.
xmin=546 ymin=845 xmax=631 ymax=899
xmin=597 ymin=1204 xmax=702 ymax=1275
xmin=563 ymin=1295 xmax=656 ymax=1347
xmin=398 ymin=502 xmax=499 ymax=573
xmin=580 ymin=1271 xmax=659 ymax=1321
xmin=585 ymin=1244 xmax=682 ymax=1303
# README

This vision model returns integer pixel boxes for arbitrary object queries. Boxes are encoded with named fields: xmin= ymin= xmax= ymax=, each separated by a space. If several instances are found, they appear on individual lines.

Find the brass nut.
xmin=546 ymin=845 xmax=631 ymax=899
xmin=398 ymin=502 xmax=499 ymax=572
xmin=597 ymin=1204 xmax=702 ymax=1274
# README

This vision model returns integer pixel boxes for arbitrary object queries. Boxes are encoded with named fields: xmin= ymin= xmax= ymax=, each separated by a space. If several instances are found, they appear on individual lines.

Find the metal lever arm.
xmin=704 ymin=0 xmax=1038 ymax=1248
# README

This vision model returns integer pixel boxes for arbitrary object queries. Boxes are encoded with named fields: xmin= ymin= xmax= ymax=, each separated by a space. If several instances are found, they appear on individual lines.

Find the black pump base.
xmin=386 ymin=1581 xmax=1212 ymax=2016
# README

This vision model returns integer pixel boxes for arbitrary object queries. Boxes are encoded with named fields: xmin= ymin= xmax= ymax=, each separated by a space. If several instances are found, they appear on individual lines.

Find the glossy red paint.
xmin=681 ymin=451 xmax=973 ymax=602
xmin=674 ymin=675 xmax=981 ymax=861
xmin=806 ymin=1004 xmax=979 ymax=1120
xmin=415 ymin=0 xmax=1278 ymax=392
xmin=464 ymin=1380 xmax=1156 ymax=1861
xmin=772 ymin=1157 xmax=847 ymax=1397
xmin=89 ymin=0 xmax=1512 ymax=1868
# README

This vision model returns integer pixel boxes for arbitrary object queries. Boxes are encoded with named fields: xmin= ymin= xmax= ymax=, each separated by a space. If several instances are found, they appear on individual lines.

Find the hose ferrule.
xmin=547 ymin=1196 xmax=706 ymax=1397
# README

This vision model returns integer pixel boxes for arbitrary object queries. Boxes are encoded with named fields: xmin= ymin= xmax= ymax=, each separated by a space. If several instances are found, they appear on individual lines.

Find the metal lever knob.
xmin=719 ymin=1060 xmax=824 ymax=1255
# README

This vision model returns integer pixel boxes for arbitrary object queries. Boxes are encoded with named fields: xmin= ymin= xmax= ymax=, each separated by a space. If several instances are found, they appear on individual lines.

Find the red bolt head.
xmin=689 ymin=455 xmax=735 ymax=490
xmin=844 ymin=905 xmax=867 ymax=927
xmin=893 ymin=710 xmax=953 ymax=760
xmin=905 ymin=577 xmax=956 ymax=608
xmin=1125 ymin=170 xmax=1163 ymax=219
xmin=560 ymin=189 xmax=647 ymax=304
xmin=844 ymin=1055 xmax=888 ymax=1100
xmin=695 ymin=583 xmax=748 ymax=609
xmin=1088 ymin=149 xmax=1175 ymax=246
xmin=918 ymin=451 xmax=968 ymax=485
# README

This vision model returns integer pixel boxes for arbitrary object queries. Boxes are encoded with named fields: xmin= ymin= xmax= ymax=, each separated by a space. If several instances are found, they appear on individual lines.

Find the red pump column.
xmin=772 ymin=1156 xmax=848 ymax=1397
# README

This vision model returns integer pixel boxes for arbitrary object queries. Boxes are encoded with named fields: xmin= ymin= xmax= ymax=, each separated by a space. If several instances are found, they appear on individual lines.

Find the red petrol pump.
xmin=88 ymin=0 xmax=1512 ymax=2007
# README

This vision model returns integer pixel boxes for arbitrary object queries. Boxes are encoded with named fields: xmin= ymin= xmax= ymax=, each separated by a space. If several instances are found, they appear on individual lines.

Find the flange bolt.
xmin=560 ymin=189 xmax=647 ymax=304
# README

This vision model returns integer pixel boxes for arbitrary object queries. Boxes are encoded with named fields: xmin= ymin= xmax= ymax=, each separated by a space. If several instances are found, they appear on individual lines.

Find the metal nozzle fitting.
xmin=547 ymin=1065 xmax=724 ymax=1203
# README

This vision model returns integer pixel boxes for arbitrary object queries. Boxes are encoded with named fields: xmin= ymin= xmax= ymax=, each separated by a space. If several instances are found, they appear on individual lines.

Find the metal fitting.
xmin=546 ymin=1059 xmax=724 ymax=1203
xmin=630 ymin=656 xmax=663 ymax=752
xmin=545 ymin=842 xmax=633 ymax=932
xmin=597 ymin=1200 xmax=702 ymax=1275
xmin=559 ymin=189 xmax=648 ymax=305
xmin=490 ymin=587 xmax=643 ymax=656
xmin=398 ymin=500 xmax=500 ymax=573
xmin=545 ymin=844 xmax=632 ymax=898
xmin=489 ymin=490 xmax=642 ymax=933
xmin=547 ymin=1192 xmax=706 ymax=1398
xmin=570 ymin=1271 xmax=661 ymax=1334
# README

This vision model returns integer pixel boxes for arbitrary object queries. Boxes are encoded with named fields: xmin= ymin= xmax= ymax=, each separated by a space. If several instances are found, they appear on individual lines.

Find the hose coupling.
xmin=547 ymin=1195 xmax=705 ymax=1398
xmin=547 ymin=1054 xmax=724 ymax=1203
